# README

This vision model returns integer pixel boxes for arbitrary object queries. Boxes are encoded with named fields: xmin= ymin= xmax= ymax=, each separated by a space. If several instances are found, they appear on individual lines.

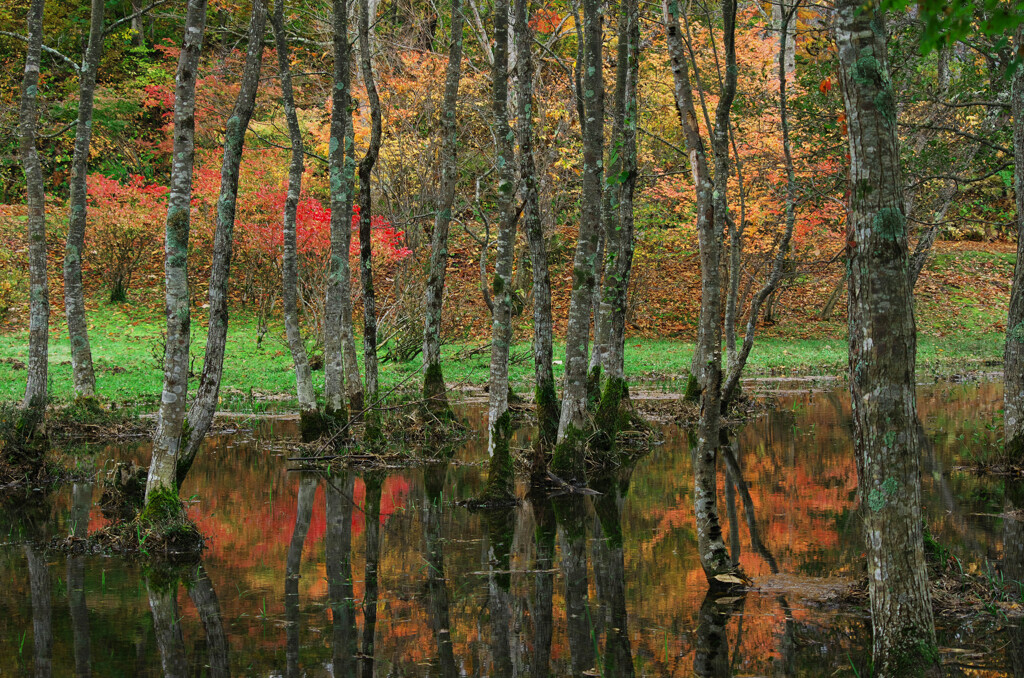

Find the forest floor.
xmin=0 ymin=240 xmax=1012 ymax=409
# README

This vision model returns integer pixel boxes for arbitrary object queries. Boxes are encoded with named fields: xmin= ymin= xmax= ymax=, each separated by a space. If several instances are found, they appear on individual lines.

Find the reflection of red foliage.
xmin=351 ymin=475 xmax=411 ymax=535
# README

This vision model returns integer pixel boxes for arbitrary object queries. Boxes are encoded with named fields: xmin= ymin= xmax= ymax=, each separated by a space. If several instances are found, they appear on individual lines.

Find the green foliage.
xmin=882 ymin=0 xmax=1024 ymax=56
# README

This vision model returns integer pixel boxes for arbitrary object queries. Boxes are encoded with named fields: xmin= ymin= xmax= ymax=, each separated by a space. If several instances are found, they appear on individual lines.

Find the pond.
xmin=1 ymin=379 xmax=1022 ymax=676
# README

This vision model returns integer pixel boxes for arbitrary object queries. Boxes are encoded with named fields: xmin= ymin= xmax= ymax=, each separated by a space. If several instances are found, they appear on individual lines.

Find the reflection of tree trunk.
xmin=26 ymin=545 xmax=52 ymax=678
xmin=721 ymin=439 xmax=778 ymax=573
xmin=771 ymin=595 xmax=796 ymax=677
xmin=148 ymin=578 xmax=187 ymax=678
xmin=424 ymin=465 xmax=458 ymax=678
xmin=68 ymin=483 xmax=92 ymax=677
xmin=484 ymin=508 xmax=515 ymax=677
xmin=554 ymin=495 xmax=596 ymax=677
xmin=1003 ymin=482 xmax=1024 ymax=675
xmin=285 ymin=475 xmax=317 ymax=678
xmin=592 ymin=473 xmax=635 ymax=678
xmin=694 ymin=591 xmax=741 ymax=678
xmin=187 ymin=564 xmax=229 ymax=678
xmin=325 ymin=474 xmax=357 ymax=675
xmin=360 ymin=475 xmax=383 ymax=678
xmin=529 ymin=493 xmax=556 ymax=678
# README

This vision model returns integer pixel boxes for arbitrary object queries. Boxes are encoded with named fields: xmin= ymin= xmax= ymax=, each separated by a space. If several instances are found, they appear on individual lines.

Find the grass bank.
xmin=0 ymin=303 xmax=1004 ymax=410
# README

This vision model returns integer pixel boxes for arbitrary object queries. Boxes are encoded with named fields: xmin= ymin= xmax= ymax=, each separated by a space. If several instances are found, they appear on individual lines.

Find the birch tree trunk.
xmin=272 ymin=0 xmax=319 ymax=434
xmin=595 ymin=0 xmax=640 ymax=450
xmin=325 ymin=0 xmax=359 ymax=418
xmin=483 ymin=0 xmax=518 ymax=501
xmin=63 ymin=0 xmax=104 ymax=399
xmin=1004 ymin=32 xmax=1024 ymax=458
xmin=662 ymin=0 xmax=736 ymax=581
xmin=552 ymin=0 xmax=604 ymax=482
xmin=179 ymin=0 xmax=267 ymax=478
xmin=835 ymin=1 xmax=937 ymax=673
xmin=357 ymin=0 xmax=383 ymax=437
xmin=513 ymin=0 xmax=557 ymax=459
xmin=19 ymin=0 xmax=48 ymax=412
xmin=422 ymin=0 xmax=465 ymax=418
xmin=147 ymin=0 xmax=208 ymax=500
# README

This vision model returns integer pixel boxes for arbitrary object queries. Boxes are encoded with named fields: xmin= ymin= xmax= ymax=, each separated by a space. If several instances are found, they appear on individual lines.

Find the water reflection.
xmin=5 ymin=380 xmax=1024 ymax=675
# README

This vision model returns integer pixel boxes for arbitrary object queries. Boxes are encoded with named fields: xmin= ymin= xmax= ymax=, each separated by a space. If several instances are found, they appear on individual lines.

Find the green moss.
xmin=594 ymin=377 xmax=630 ymax=455
xmin=535 ymin=379 xmax=559 ymax=449
xmin=683 ymin=372 xmax=701 ymax=402
xmin=299 ymin=409 xmax=332 ymax=443
xmin=873 ymin=207 xmax=905 ymax=242
xmin=586 ymin=364 xmax=602 ymax=413
xmin=492 ymin=273 xmax=505 ymax=296
xmin=483 ymin=410 xmax=515 ymax=501
xmin=551 ymin=422 xmax=588 ymax=484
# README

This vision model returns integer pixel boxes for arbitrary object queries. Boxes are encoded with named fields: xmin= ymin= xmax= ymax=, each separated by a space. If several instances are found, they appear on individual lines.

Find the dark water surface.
xmin=2 ymin=379 xmax=1023 ymax=676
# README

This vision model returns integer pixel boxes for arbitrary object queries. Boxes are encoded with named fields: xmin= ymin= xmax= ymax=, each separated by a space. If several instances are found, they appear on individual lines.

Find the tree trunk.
xmin=147 ymin=0 xmax=208 ymax=501
xmin=484 ymin=0 xmax=518 ymax=501
xmin=178 ymin=0 xmax=267 ymax=481
xmin=67 ymin=483 xmax=92 ymax=678
xmin=357 ymin=0 xmax=383 ymax=436
xmin=835 ymin=1 xmax=937 ymax=674
xmin=272 ymin=0 xmax=318 ymax=429
xmin=19 ymin=0 xmax=48 ymax=412
xmin=424 ymin=465 xmax=458 ymax=678
xmin=552 ymin=0 xmax=604 ymax=482
xmin=1005 ymin=34 xmax=1024 ymax=458
xmin=720 ymin=0 xmax=800 ymax=409
xmin=421 ymin=0 xmax=465 ymax=419
xmin=285 ymin=474 xmax=317 ymax=678
xmin=595 ymin=0 xmax=640 ymax=450
xmin=772 ymin=0 xmax=796 ymax=76
xmin=513 ymin=0 xmax=557 ymax=459
xmin=63 ymin=0 xmax=104 ymax=399
xmin=325 ymin=0 xmax=360 ymax=418
xmin=663 ymin=0 xmax=738 ymax=582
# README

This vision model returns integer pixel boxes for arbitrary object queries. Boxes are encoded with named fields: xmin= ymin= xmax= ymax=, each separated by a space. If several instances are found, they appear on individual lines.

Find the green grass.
xmin=0 ymin=303 xmax=1006 ymax=409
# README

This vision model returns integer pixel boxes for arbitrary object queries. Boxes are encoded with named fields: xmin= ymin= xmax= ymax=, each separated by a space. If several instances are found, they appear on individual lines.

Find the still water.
xmin=1 ymin=379 xmax=1022 ymax=676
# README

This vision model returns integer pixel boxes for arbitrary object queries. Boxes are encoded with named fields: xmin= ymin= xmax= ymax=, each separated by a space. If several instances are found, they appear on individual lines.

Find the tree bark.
xmin=421 ymin=0 xmax=465 ymax=418
xmin=663 ymin=0 xmax=737 ymax=581
xmin=513 ymin=0 xmax=557 ymax=458
xmin=19 ymin=0 xmax=48 ymax=412
xmin=552 ymin=0 xmax=604 ymax=482
xmin=147 ymin=0 xmax=208 ymax=500
xmin=272 ymin=0 xmax=318 ymax=425
xmin=835 ymin=1 xmax=937 ymax=674
xmin=63 ymin=0 xmax=104 ymax=399
xmin=357 ymin=0 xmax=383 ymax=435
xmin=178 ymin=0 xmax=268 ymax=480
xmin=325 ymin=0 xmax=360 ymax=417
xmin=285 ymin=474 xmax=317 ymax=678
xmin=483 ymin=0 xmax=517 ymax=501
xmin=595 ymin=0 xmax=640 ymax=450
xmin=1005 ymin=31 xmax=1024 ymax=458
